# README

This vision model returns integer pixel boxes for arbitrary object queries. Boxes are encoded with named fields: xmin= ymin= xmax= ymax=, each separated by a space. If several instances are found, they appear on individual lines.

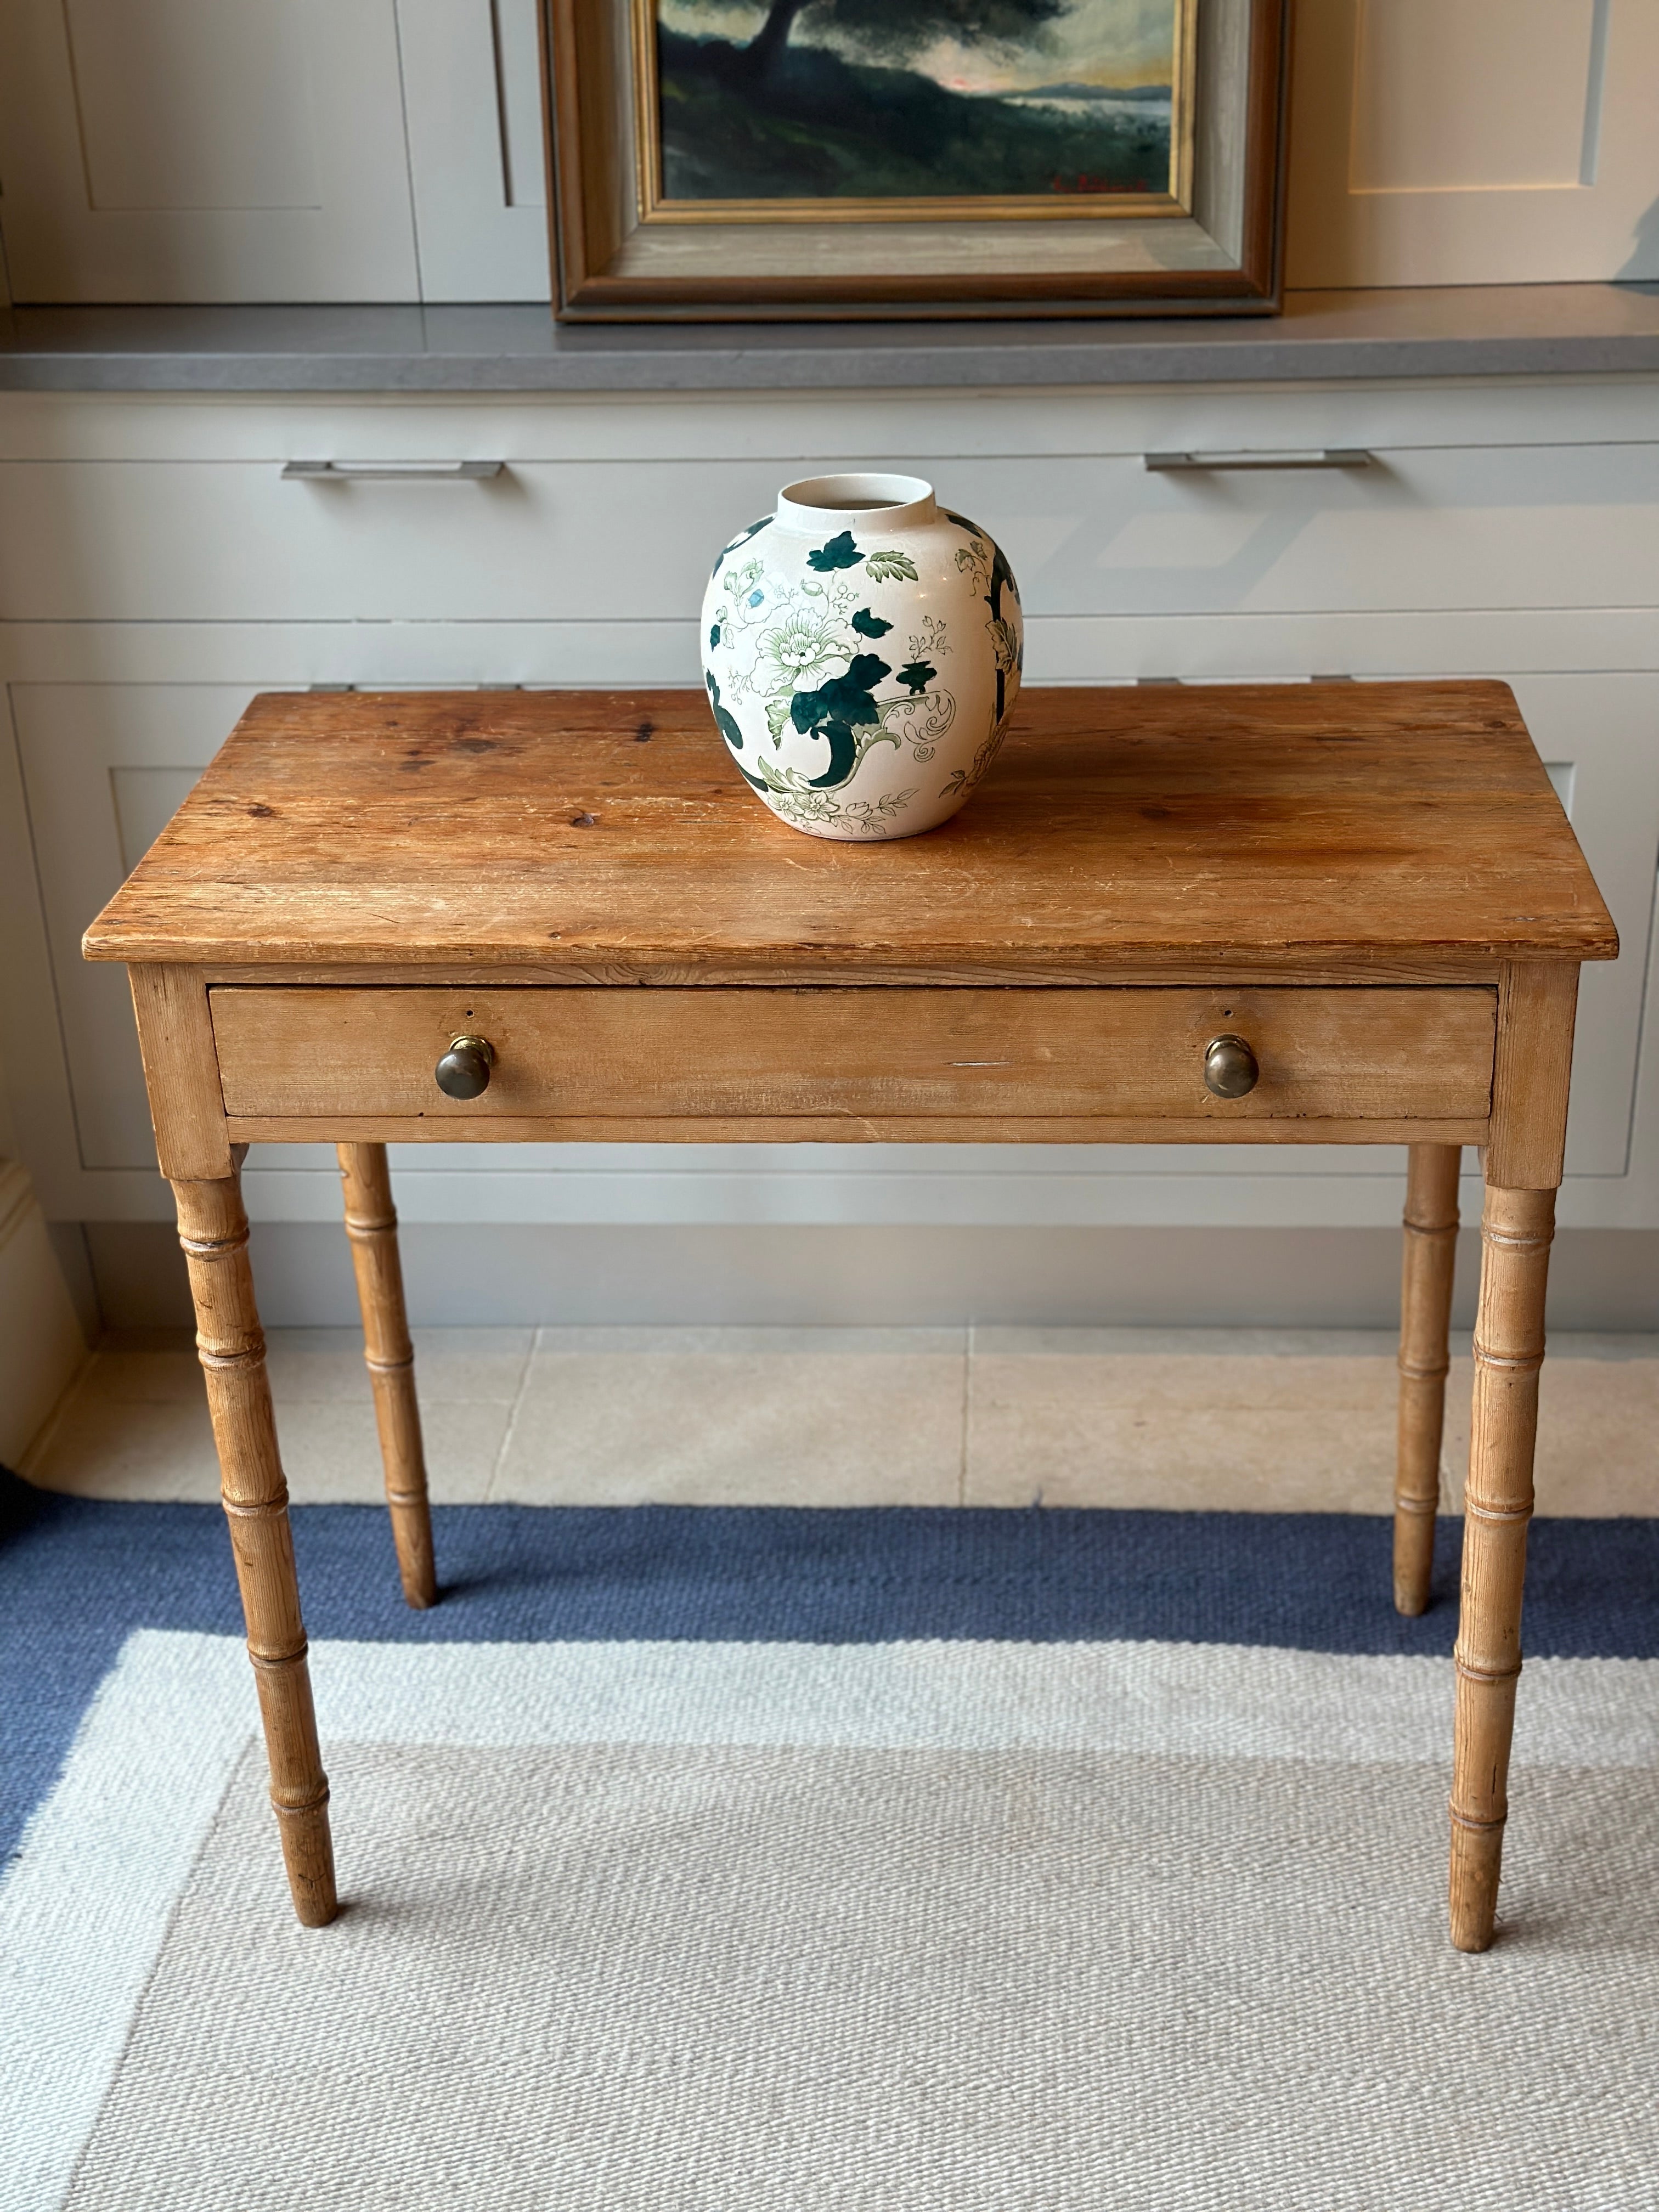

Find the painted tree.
xmin=685 ymin=0 xmax=1071 ymax=81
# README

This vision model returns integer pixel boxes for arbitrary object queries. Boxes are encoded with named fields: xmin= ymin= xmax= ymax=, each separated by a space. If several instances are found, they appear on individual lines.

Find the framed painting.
xmin=544 ymin=0 xmax=1288 ymax=319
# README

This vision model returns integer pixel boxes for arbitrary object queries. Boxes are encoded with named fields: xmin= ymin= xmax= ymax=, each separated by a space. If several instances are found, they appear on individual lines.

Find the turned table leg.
xmin=1394 ymin=1143 xmax=1460 ymax=1615
xmin=1444 ymin=962 xmax=1577 ymax=1951
xmin=174 ymin=1162 xmax=336 ymax=1927
xmin=1448 ymin=1180 xmax=1554 ymax=1951
xmin=337 ymin=1143 xmax=437 ymax=1610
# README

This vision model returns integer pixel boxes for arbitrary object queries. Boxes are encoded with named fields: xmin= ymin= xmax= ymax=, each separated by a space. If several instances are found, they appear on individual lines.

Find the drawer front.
xmin=211 ymin=985 xmax=1497 ymax=1129
xmin=4 ymin=442 xmax=1655 ymax=625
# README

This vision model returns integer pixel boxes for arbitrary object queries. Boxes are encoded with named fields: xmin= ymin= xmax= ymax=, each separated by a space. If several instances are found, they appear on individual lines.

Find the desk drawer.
xmin=8 ymin=444 xmax=1656 ymax=624
xmin=210 ymin=985 xmax=1497 ymax=1133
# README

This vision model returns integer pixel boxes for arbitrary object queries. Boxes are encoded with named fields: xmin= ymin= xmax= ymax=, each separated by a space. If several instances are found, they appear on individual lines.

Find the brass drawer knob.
xmin=435 ymin=1034 xmax=495 ymax=1099
xmin=1204 ymin=1032 xmax=1259 ymax=1099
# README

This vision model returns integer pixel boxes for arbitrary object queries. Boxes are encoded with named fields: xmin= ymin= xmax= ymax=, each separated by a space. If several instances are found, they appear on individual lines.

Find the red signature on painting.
xmin=1050 ymin=174 xmax=1152 ymax=195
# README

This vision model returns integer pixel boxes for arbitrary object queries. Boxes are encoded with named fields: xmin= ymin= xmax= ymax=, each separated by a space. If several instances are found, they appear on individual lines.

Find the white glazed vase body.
xmin=701 ymin=473 xmax=1023 ymax=840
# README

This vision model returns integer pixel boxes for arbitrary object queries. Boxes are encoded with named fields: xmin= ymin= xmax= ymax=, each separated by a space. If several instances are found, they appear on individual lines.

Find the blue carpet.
xmin=4 ymin=1468 xmax=1657 ymax=1874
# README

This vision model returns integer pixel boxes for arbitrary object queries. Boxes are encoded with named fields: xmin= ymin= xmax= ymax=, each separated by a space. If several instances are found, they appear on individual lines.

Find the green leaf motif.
xmin=865 ymin=551 xmax=919 ymax=584
xmin=789 ymin=653 xmax=891 ymax=789
xmin=806 ymin=530 xmax=864 ymax=573
xmin=851 ymin=606 xmax=893 ymax=637
xmin=896 ymin=659 xmax=936 ymax=696
xmin=705 ymin=670 xmax=744 ymax=750
xmin=707 ymin=671 xmax=767 ymax=790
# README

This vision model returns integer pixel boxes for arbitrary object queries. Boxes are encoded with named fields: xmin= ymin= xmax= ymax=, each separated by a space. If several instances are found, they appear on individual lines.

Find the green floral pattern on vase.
xmin=702 ymin=473 xmax=1023 ymax=842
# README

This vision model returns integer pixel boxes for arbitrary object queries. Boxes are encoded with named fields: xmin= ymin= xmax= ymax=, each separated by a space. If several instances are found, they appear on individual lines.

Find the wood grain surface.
xmin=83 ymin=685 xmax=1618 ymax=979
xmin=93 ymin=680 xmax=1607 ymax=1952
xmin=1393 ymin=1142 xmax=1461 ymax=1617
xmin=171 ymin=1166 xmax=335 ymax=1926
xmin=336 ymin=1143 xmax=436 ymax=1612
xmin=1486 ymin=962 xmax=1582 ymax=1189
xmin=1450 ymin=1181 xmax=1558 ymax=1953
xmin=210 ymin=983 xmax=1497 ymax=1126
xmin=223 ymin=1113 xmax=1491 ymax=1147
xmin=128 ymin=963 xmax=233 ymax=1180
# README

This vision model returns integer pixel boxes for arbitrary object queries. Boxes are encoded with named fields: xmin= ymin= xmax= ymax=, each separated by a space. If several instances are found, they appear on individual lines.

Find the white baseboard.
xmin=0 ymin=1161 xmax=89 ymax=1465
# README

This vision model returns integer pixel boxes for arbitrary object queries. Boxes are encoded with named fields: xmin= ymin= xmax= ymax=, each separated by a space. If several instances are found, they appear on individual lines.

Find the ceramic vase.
xmin=701 ymin=473 xmax=1023 ymax=840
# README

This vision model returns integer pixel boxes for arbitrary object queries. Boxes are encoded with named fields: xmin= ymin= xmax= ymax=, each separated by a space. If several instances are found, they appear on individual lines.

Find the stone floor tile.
xmin=278 ymin=1398 xmax=506 ymax=1505
xmin=27 ymin=1392 xmax=222 ymax=1502
xmin=973 ymin=1348 xmax=1400 ymax=1418
xmin=530 ymin=1325 xmax=965 ymax=1359
xmin=22 ymin=1327 xmax=1658 ymax=1520
xmin=24 ymin=1330 xmax=521 ymax=1504
xmin=964 ymin=1371 xmax=1396 ymax=1512
xmin=59 ymin=1344 xmax=206 ymax=1406
xmin=973 ymin=1325 xmax=1402 ymax=1361
xmin=265 ymin=1327 xmax=533 ymax=1405
xmin=492 ymin=1334 xmax=966 ymax=1505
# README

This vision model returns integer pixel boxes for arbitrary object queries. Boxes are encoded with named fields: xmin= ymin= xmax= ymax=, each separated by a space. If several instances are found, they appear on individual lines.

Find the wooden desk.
xmin=84 ymin=681 xmax=1618 ymax=1953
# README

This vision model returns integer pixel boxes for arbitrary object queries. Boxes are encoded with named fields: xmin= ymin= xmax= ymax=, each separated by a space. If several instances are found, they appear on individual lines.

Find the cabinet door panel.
xmin=396 ymin=0 xmax=550 ymax=302
xmin=0 ymin=0 xmax=418 ymax=301
xmin=1287 ymin=0 xmax=1659 ymax=285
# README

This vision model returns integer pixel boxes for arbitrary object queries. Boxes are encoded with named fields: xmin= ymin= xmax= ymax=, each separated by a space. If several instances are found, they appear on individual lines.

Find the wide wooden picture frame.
xmin=545 ymin=0 xmax=1287 ymax=320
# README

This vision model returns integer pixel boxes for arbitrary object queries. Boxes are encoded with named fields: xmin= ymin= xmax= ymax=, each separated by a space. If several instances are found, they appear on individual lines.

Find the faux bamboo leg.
xmin=1393 ymin=1143 xmax=1461 ymax=1615
xmin=174 ymin=1165 xmax=336 ymax=1927
xmin=337 ymin=1143 xmax=437 ymax=1610
xmin=1448 ymin=1183 xmax=1554 ymax=1953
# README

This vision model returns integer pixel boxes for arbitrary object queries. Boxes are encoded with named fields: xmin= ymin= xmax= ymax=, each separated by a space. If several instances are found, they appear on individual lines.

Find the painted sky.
xmin=657 ymin=1 xmax=1178 ymax=94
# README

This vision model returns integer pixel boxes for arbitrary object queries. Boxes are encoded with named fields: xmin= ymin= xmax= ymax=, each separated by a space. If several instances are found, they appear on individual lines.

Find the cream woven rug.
xmin=9 ymin=1632 xmax=1658 ymax=2211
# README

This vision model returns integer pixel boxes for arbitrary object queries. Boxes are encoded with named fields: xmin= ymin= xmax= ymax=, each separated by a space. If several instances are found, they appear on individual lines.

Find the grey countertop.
xmin=1 ymin=285 xmax=1657 ymax=394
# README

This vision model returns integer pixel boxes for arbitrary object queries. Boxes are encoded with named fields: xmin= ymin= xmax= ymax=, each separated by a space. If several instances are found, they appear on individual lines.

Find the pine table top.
xmin=83 ymin=681 xmax=1618 ymax=983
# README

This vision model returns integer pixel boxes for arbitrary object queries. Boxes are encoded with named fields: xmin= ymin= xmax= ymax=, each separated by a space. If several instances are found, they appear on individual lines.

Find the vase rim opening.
xmin=776 ymin=472 xmax=936 ymax=531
